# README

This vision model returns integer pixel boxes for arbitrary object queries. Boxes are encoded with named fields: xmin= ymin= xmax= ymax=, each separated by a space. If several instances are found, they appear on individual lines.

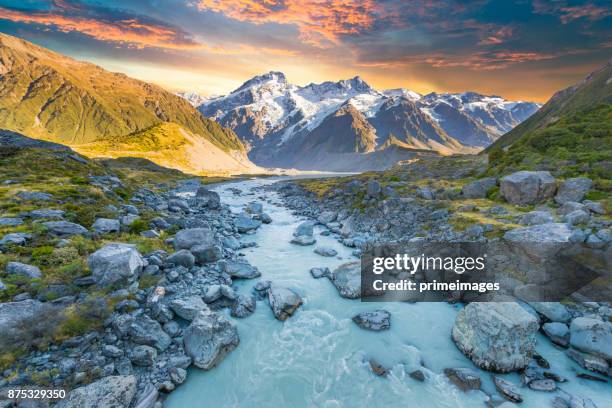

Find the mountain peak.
xmin=233 ymin=71 xmax=287 ymax=93
xmin=338 ymin=76 xmax=373 ymax=93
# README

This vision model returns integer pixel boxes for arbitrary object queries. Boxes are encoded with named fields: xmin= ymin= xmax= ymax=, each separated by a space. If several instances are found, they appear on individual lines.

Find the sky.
xmin=0 ymin=0 xmax=610 ymax=102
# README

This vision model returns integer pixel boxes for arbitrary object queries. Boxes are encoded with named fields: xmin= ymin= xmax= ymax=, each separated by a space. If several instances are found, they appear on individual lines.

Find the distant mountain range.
xmin=181 ymin=71 xmax=540 ymax=171
xmin=0 ymin=33 xmax=257 ymax=175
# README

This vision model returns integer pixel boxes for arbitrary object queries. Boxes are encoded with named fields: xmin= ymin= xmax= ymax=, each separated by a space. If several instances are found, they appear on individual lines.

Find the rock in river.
xmin=268 ymin=286 xmax=303 ymax=321
xmin=329 ymin=262 xmax=361 ymax=299
xmin=352 ymin=310 xmax=391 ymax=331
xmin=451 ymin=302 xmax=538 ymax=372
xmin=183 ymin=310 xmax=239 ymax=370
xmin=570 ymin=317 xmax=612 ymax=361
xmin=314 ymin=246 xmax=338 ymax=257
xmin=444 ymin=368 xmax=481 ymax=391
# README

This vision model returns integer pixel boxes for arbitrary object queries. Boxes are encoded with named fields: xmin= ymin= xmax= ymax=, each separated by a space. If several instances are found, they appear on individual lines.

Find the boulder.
xmin=166 ymin=249 xmax=196 ymax=268
xmin=170 ymin=296 xmax=209 ymax=321
xmin=173 ymin=228 xmax=216 ymax=250
xmin=503 ymin=223 xmax=572 ymax=267
xmin=318 ymin=211 xmax=337 ymax=224
xmin=542 ymin=322 xmax=570 ymax=347
xmin=195 ymin=187 xmax=221 ymax=209
xmin=6 ymin=262 xmax=42 ymax=279
xmin=120 ymin=214 xmax=140 ymax=226
xmin=0 ymin=300 xmax=47 ymax=348
xmin=128 ymin=314 xmax=172 ymax=351
xmin=259 ymin=213 xmax=272 ymax=224
xmin=557 ymin=201 xmax=586 ymax=216
xmin=314 ymin=246 xmax=338 ymax=257
xmin=564 ymin=210 xmax=590 ymax=225
xmin=500 ymin=171 xmax=557 ymax=205
xmin=294 ymin=221 xmax=315 ymax=237
xmin=16 ymin=191 xmax=52 ymax=201
xmin=43 ymin=221 xmax=88 ymax=237
xmin=27 ymin=209 xmax=65 ymax=219
xmin=0 ymin=232 xmax=31 ymax=247
xmin=91 ymin=218 xmax=120 ymax=234
xmin=461 ymin=177 xmax=497 ymax=199
xmin=55 ymin=375 xmax=137 ymax=408
xmin=268 ymin=286 xmax=303 ymax=321
xmin=444 ymin=368 xmax=481 ymax=391
xmin=235 ymin=214 xmax=262 ymax=233
xmin=131 ymin=345 xmax=157 ymax=366
xmin=555 ymin=178 xmax=592 ymax=205
xmin=494 ymin=376 xmax=523 ymax=403
xmin=417 ymin=187 xmax=434 ymax=200
xmin=518 ymin=211 xmax=554 ymax=226
xmin=352 ymin=310 xmax=391 ymax=331
xmin=528 ymin=302 xmax=571 ymax=323
xmin=183 ymin=310 xmax=239 ymax=369
xmin=220 ymin=260 xmax=261 ymax=279
xmin=88 ymin=243 xmax=145 ymax=287
xmin=451 ymin=303 xmax=538 ymax=372
xmin=245 ymin=202 xmax=263 ymax=214
xmin=290 ymin=235 xmax=316 ymax=246
xmin=569 ymin=317 xmax=612 ymax=360
xmin=231 ymin=295 xmax=256 ymax=318
xmin=310 ymin=267 xmax=330 ymax=279
xmin=566 ymin=348 xmax=609 ymax=375
xmin=191 ymin=244 xmax=222 ymax=264
xmin=0 ymin=217 xmax=23 ymax=227
xmin=329 ymin=262 xmax=361 ymax=299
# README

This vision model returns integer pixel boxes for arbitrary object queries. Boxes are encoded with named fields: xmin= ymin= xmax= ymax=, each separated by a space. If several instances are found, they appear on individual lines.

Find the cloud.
xmin=533 ymin=1 xmax=611 ymax=24
xmin=0 ymin=2 xmax=202 ymax=50
xmin=195 ymin=0 xmax=385 ymax=47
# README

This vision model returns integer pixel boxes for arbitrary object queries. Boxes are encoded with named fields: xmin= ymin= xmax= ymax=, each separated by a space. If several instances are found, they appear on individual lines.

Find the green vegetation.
xmin=487 ymin=104 xmax=612 ymax=198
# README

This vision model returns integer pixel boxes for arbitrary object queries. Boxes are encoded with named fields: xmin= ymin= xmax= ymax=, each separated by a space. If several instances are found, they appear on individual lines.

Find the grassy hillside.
xmin=487 ymin=61 xmax=611 ymax=151
xmin=0 ymin=33 xmax=250 ymax=174
xmin=487 ymin=104 xmax=612 ymax=192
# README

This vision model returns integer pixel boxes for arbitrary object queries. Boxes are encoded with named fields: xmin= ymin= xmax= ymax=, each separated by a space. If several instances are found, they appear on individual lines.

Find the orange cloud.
xmin=196 ymin=0 xmax=383 ymax=47
xmin=559 ymin=4 xmax=611 ymax=24
xmin=0 ymin=7 xmax=202 ymax=50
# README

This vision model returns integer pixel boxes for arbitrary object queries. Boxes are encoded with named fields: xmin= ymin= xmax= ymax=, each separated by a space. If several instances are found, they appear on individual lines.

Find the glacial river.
xmin=166 ymin=177 xmax=611 ymax=408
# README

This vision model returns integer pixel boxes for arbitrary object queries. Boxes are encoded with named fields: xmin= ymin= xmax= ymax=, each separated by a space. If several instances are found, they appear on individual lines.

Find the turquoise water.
xmin=166 ymin=178 xmax=611 ymax=408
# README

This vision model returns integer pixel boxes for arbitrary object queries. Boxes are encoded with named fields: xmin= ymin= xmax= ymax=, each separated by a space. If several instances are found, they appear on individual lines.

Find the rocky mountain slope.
xmin=0 ymin=33 xmax=257 ymax=175
xmin=188 ymin=71 xmax=539 ymax=171
xmin=488 ymin=60 xmax=612 ymax=151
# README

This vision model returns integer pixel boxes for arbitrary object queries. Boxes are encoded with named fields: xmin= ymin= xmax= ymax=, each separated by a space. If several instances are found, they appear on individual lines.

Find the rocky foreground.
xmin=270 ymin=156 xmax=611 ymax=406
xmin=0 ymin=148 xmax=302 ymax=407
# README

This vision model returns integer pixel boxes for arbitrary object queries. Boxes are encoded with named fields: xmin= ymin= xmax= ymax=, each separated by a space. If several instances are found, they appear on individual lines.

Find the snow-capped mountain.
xmin=175 ymin=91 xmax=209 ymax=107
xmin=183 ymin=72 xmax=540 ymax=171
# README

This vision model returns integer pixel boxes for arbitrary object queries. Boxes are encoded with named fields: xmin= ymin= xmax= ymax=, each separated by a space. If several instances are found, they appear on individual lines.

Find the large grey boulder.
xmin=245 ymin=202 xmax=263 ymax=214
xmin=235 ymin=214 xmax=262 ymax=233
xmin=0 ymin=232 xmax=31 ymax=247
xmin=555 ymin=178 xmax=592 ymax=205
xmin=462 ymin=177 xmax=497 ymax=199
xmin=6 ymin=262 xmax=42 ymax=279
xmin=55 ymin=375 xmax=137 ymax=408
xmin=43 ymin=221 xmax=88 ymax=237
xmin=195 ymin=187 xmax=221 ymax=209
xmin=528 ymin=302 xmax=570 ymax=323
xmin=290 ymin=235 xmax=316 ymax=246
xmin=542 ymin=322 xmax=570 ymax=347
xmin=518 ymin=211 xmax=554 ymax=226
xmin=88 ymin=243 xmax=145 ymax=287
xmin=294 ymin=221 xmax=315 ymax=237
xmin=352 ymin=310 xmax=391 ymax=331
xmin=0 ymin=300 xmax=47 ymax=348
xmin=170 ymin=296 xmax=209 ymax=321
xmin=503 ymin=223 xmax=572 ymax=267
xmin=173 ymin=228 xmax=216 ymax=250
xmin=191 ymin=244 xmax=222 ymax=264
xmin=329 ymin=262 xmax=361 ymax=299
xmin=451 ymin=302 xmax=539 ymax=372
xmin=220 ymin=260 xmax=261 ymax=279
xmin=183 ymin=310 xmax=239 ymax=369
xmin=500 ymin=171 xmax=557 ymax=205
xmin=318 ymin=211 xmax=337 ymax=224
xmin=131 ymin=345 xmax=157 ymax=366
xmin=231 ymin=295 xmax=256 ymax=318
xmin=91 ymin=218 xmax=120 ymax=234
xmin=569 ymin=317 xmax=612 ymax=360
xmin=128 ymin=314 xmax=172 ymax=351
xmin=268 ymin=286 xmax=303 ymax=321
xmin=166 ymin=249 xmax=195 ymax=268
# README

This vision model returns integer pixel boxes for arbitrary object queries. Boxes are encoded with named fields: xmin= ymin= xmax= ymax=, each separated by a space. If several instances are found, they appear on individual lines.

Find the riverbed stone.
xmin=55 ymin=375 xmax=137 ymax=408
xmin=88 ymin=243 xmax=145 ymax=287
xmin=173 ymin=227 xmax=216 ymax=250
xmin=268 ymin=286 xmax=303 ymax=321
xmin=294 ymin=221 xmax=315 ymax=237
xmin=542 ymin=322 xmax=570 ymax=347
xmin=500 ymin=171 xmax=557 ymax=205
xmin=220 ymin=260 xmax=261 ymax=279
xmin=352 ymin=310 xmax=391 ymax=331
xmin=318 ymin=211 xmax=337 ymax=224
xmin=170 ymin=296 xmax=209 ymax=321
xmin=195 ymin=187 xmax=221 ymax=209
xmin=494 ymin=376 xmax=523 ymax=403
xmin=191 ymin=244 xmax=222 ymax=264
xmin=128 ymin=314 xmax=172 ymax=351
xmin=231 ymin=295 xmax=256 ymax=318
xmin=528 ymin=302 xmax=571 ymax=323
xmin=290 ymin=235 xmax=316 ymax=245
xmin=235 ymin=214 xmax=262 ymax=233
xmin=451 ymin=302 xmax=538 ymax=372
xmin=166 ymin=249 xmax=195 ymax=268
xmin=183 ymin=310 xmax=239 ymax=370
xmin=310 ymin=267 xmax=330 ymax=279
xmin=444 ymin=368 xmax=481 ymax=391
xmin=314 ymin=246 xmax=338 ymax=257
xmin=131 ymin=345 xmax=157 ymax=366
xmin=569 ymin=317 xmax=612 ymax=360
xmin=329 ymin=262 xmax=361 ymax=299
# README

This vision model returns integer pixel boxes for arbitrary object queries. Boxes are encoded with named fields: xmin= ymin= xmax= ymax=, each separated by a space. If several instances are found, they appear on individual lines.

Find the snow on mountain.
xmin=195 ymin=71 xmax=540 ymax=170
xmin=176 ymin=91 xmax=209 ymax=107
